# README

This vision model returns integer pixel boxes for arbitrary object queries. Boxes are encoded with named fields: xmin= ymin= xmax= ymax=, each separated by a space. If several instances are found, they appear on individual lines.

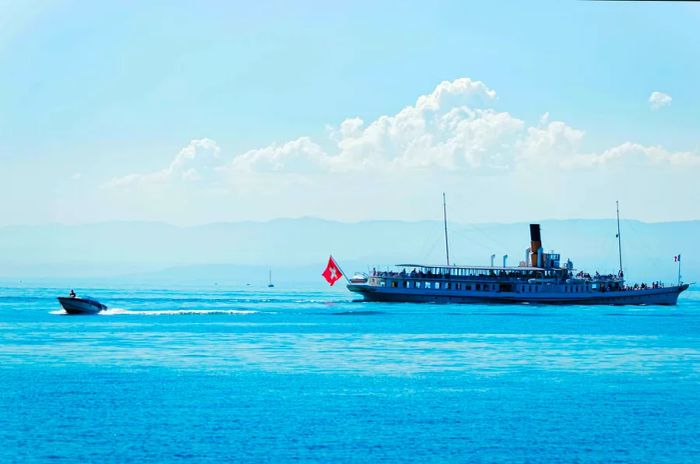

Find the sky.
xmin=0 ymin=0 xmax=699 ymax=226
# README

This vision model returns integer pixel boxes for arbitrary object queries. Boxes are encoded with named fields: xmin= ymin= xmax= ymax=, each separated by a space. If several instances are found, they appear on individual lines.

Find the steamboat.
xmin=346 ymin=200 xmax=688 ymax=305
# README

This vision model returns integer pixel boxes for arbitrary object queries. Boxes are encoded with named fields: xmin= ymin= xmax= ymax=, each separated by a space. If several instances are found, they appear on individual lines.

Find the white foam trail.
xmin=49 ymin=310 xmax=67 ymax=315
xmin=98 ymin=308 xmax=257 ymax=316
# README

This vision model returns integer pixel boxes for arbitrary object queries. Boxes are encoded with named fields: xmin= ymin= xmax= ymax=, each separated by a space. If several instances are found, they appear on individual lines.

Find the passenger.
xmin=69 ymin=289 xmax=76 ymax=298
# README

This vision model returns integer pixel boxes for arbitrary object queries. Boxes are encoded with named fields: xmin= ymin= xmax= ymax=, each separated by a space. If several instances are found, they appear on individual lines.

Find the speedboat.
xmin=57 ymin=295 xmax=107 ymax=315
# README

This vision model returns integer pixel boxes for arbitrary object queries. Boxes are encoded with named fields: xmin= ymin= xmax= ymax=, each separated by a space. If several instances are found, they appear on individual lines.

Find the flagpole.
xmin=443 ymin=192 xmax=450 ymax=266
xmin=678 ymin=255 xmax=681 ymax=286
xmin=331 ymin=254 xmax=350 ymax=283
xmin=616 ymin=200 xmax=623 ymax=278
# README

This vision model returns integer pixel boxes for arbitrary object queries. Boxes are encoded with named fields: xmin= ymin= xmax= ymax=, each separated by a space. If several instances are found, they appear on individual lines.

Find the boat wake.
xmin=99 ymin=308 xmax=258 ymax=316
xmin=50 ymin=308 xmax=257 ymax=316
xmin=331 ymin=310 xmax=386 ymax=316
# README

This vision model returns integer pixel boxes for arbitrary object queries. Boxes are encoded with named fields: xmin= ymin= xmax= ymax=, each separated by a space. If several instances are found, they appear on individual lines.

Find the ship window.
xmin=476 ymin=284 xmax=481 ymax=291
xmin=416 ymin=281 xmax=421 ymax=288
xmin=455 ymin=283 xmax=461 ymax=290
xmin=403 ymin=281 xmax=409 ymax=288
xmin=391 ymin=281 xmax=398 ymax=288
xmin=434 ymin=282 xmax=440 ymax=290
xmin=426 ymin=282 xmax=432 ymax=289
xmin=466 ymin=284 xmax=472 ymax=291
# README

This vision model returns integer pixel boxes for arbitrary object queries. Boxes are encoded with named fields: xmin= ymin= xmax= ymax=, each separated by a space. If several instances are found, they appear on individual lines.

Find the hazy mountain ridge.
xmin=0 ymin=218 xmax=697 ymax=285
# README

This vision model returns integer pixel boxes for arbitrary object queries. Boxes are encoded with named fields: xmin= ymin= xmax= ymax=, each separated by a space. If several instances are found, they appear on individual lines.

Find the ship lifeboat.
xmin=350 ymin=273 xmax=369 ymax=284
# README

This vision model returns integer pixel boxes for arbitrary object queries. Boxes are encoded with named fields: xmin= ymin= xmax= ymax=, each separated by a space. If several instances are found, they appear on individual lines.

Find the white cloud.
xmin=230 ymin=137 xmax=328 ymax=174
xmin=518 ymin=121 xmax=585 ymax=165
xmin=328 ymin=106 xmax=524 ymax=173
xmin=103 ymin=77 xmax=699 ymax=222
xmin=107 ymin=77 xmax=524 ymax=189
xmin=414 ymin=77 xmax=496 ymax=111
xmin=106 ymin=138 xmax=221 ymax=189
xmin=649 ymin=91 xmax=672 ymax=110
xmin=565 ymin=142 xmax=700 ymax=169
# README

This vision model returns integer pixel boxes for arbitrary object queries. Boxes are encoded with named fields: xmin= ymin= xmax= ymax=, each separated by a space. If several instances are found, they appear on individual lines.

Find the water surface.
xmin=1 ymin=286 xmax=698 ymax=462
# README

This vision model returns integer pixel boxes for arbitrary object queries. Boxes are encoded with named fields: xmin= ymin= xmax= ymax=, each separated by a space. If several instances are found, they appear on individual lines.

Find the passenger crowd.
xmin=371 ymin=267 xmax=667 ymax=292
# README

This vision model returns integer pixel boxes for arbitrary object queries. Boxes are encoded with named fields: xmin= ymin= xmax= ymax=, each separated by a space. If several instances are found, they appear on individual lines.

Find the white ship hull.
xmin=348 ymin=283 xmax=689 ymax=306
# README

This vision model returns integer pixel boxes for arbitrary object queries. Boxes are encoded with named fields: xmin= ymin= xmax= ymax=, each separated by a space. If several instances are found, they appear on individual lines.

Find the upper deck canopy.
xmin=395 ymin=264 xmax=553 ymax=272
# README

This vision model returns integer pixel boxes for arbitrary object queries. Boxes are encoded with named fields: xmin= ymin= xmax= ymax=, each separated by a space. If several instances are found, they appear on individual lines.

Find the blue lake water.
xmin=1 ymin=286 xmax=699 ymax=462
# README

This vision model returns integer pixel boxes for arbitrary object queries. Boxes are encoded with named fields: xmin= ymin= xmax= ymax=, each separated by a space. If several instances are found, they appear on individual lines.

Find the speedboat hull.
xmin=57 ymin=297 xmax=107 ymax=314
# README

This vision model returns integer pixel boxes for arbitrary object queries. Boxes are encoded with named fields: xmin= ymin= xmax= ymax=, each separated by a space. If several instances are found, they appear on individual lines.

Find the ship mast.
xmin=443 ymin=192 xmax=450 ymax=266
xmin=616 ymin=200 xmax=623 ymax=278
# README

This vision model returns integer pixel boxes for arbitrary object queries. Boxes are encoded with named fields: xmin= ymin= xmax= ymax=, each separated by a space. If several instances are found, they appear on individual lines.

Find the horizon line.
xmin=2 ymin=216 xmax=700 ymax=229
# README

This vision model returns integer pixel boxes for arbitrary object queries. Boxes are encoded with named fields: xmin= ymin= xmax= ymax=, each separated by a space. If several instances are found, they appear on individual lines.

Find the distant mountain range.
xmin=0 ymin=218 xmax=696 ymax=287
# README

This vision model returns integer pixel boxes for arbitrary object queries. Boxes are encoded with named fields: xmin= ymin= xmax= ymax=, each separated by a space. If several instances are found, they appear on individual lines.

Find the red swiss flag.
xmin=322 ymin=255 xmax=343 ymax=286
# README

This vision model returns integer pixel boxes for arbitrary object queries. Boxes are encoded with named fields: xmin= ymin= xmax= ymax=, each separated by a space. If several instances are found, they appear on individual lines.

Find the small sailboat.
xmin=268 ymin=269 xmax=275 ymax=288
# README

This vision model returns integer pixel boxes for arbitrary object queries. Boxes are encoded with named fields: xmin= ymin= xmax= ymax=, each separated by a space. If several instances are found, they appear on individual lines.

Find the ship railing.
xmin=372 ymin=272 xmax=545 ymax=282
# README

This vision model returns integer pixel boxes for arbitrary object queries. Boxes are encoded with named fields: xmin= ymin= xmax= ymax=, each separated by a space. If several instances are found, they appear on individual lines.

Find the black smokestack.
xmin=530 ymin=224 xmax=542 ymax=267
